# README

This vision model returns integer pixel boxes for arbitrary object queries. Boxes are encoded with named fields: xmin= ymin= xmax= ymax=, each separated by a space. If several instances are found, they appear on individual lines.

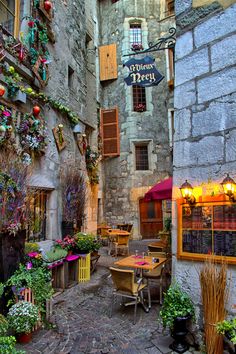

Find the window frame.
xmin=26 ymin=189 xmax=49 ymax=242
xmin=132 ymin=85 xmax=147 ymax=112
xmin=0 ymin=0 xmax=21 ymax=37
xmin=129 ymin=22 xmax=142 ymax=48
xmin=135 ymin=144 xmax=149 ymax=171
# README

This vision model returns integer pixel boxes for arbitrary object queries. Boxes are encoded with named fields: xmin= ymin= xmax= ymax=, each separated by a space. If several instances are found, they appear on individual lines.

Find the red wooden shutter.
xmin=100 ymin=107 xmax=120 ymax=157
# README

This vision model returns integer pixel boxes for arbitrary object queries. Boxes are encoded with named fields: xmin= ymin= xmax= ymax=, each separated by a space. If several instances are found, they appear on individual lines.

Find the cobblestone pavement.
xmin=16 ymin=241 xmax=202 ymax=354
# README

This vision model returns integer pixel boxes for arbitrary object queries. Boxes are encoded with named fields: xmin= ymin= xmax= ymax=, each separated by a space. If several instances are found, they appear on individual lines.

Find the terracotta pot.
xmin=16 ymin=332 xmax=32 ymax=343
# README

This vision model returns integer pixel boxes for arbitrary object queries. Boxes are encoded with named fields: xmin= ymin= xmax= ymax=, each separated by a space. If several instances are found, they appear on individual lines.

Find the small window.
xmin=0 ymin=0 xmax=21 ymax=37
xmin=135 ymin=145 xmax=149 ymax=170
xmin=130 ymin=23 xmax=142 ymax=50
xmin=166 ymin=0 xmax=174 ymax=16
xmin=133 ymin=85 xmax=146 ymax=112
xmin=27 ymin=190 xmax=48 ymax=242
xmin=68 ymin=66 xmax=74 ymax=89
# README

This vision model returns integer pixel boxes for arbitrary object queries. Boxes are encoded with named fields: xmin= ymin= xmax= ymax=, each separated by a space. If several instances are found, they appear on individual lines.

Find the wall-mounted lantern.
xmin=221 ymin=173 xmax=236 ymax=202
xmin=180 ymin=180 xmax=196 ymax=204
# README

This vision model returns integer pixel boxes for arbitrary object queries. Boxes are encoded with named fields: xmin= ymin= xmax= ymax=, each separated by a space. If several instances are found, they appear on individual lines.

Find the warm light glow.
xmin=179 ymin=180 xmax=195 ymax=204
xmin=221 ymin=174 xmax=236 ymax=199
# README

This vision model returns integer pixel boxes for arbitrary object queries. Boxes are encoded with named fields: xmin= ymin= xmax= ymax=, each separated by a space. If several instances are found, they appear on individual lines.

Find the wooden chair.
xmin=143 ymin=252 xmax=168 ymax=306
xmin=112 ymin=234 xmax=130 ymax=257
xmin=109 ymin=267 xmax=150 ymax=324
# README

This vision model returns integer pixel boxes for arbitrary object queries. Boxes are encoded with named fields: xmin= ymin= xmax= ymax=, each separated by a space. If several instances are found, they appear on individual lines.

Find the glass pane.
xmin=0 ymin=0 xmax=15 ymax=34
xmin=130 ymin=24 xmax=142 ymax=45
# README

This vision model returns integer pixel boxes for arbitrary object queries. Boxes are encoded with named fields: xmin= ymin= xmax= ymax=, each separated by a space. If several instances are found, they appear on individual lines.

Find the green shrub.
xmin=0 ymin=335 xmax=25 ymax=354
xmin=216 ymin=318 xmax=236 ymax=344
xmin=0 ymin=315 xmax=8 ymax=335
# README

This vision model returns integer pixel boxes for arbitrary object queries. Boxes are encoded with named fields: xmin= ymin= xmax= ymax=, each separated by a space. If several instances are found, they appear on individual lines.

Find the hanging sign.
xmin=124 ymin=56 xmax=164 ymax=87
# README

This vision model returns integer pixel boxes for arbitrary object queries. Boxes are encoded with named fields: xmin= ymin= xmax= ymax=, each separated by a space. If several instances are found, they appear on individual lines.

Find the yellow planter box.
xmin=78 ymin=253 xmax=90 ymax=282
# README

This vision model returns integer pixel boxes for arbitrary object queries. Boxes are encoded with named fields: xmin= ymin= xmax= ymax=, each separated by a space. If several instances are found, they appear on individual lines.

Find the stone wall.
xmin=173 ymin=1 xmax=236 ymax=313
xmin=98 ymin=0 xmax=174 ymax=238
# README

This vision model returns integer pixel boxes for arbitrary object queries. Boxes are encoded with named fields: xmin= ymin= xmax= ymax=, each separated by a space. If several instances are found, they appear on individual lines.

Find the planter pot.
xmin=16 ymin=332 xmax=32 ymax=344
xmin=12 ymin=90 xmax=27 ymax=103
xmin=170 ymin=316 xmax=190 ymax=353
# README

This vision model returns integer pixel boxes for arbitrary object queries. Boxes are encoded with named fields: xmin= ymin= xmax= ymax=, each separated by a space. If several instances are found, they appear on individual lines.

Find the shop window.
xmin=178 ymin=201 xmax=236 ymax=264
xmin=133 ymin=85 xmax=146 ymax=112
xmin=135 ymin=144 xmax=149 ymax=170
xmin=130 ymin=23 xmax=142 ymax=50
xmin=27 ymin=190 xmax=48 ymax=242
xmin=0 ymin=0 xmax=21 ymax=37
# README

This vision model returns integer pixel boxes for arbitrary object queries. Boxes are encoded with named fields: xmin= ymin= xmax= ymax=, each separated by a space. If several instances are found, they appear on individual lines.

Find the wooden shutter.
xmin=99 ymin=44 xmax=118 ymax=81
xmin=167 ymin=0 xmax=174 ymax=15
xmin=100 ymin=107 xmax=120 ymax=157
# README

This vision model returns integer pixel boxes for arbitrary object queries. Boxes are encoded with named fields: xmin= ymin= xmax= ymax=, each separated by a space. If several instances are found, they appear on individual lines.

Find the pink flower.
xmin=28 ymin=252 xmax=39 ymax=258
xmin=2 ymin=111 xmax=11 ymax=117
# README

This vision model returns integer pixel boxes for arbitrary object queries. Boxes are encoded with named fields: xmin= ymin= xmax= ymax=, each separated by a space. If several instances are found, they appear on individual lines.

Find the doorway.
xmin=139 ymin=198 xmax=163 ymax=239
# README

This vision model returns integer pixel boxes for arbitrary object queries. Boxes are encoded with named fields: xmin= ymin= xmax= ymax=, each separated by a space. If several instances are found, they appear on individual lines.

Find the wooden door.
xmin=139 ymin=198 xmax=163 ymax=239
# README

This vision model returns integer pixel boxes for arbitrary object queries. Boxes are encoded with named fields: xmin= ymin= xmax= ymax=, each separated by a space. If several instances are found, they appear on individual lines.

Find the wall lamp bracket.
xmin=180 ymin=180 xmax=196 ymax=205
xmin=221 ymin=173 xmax=236 ymax=202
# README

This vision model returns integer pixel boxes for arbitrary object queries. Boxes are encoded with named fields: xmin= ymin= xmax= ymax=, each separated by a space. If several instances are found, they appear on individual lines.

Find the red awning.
xmin=144 ymin=177 xmax=173 ymax=201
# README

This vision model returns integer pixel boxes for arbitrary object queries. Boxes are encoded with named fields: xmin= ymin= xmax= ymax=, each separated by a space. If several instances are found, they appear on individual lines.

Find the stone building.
xmin=0 ymin=0 xmax=99 ymax=245
xmin=98 ymin=0 xmax=174 ymax=239
xmin=173 ymin=0 xmax=236 ymax=314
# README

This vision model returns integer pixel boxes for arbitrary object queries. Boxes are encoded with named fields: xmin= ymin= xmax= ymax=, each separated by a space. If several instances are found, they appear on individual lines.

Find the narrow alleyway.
xmin=16 ymin=241 xmax=200 ymax=354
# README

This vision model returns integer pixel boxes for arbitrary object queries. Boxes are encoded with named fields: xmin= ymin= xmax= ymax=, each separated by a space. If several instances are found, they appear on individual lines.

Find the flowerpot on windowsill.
xmin=16 ymin=332 xmax=32 ymax=344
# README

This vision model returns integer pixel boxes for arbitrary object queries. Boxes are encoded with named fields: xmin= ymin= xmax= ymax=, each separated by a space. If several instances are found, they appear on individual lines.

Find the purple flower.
xmin=26 ymin=261 xmax=33 ymax=270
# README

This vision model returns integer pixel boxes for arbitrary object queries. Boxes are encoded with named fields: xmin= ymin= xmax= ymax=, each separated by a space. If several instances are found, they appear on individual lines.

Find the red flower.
xmin=28 ymin=21 xmax=35 ymax=28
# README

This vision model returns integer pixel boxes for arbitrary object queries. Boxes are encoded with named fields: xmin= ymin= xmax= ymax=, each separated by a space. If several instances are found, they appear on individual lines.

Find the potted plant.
xmin=55 ymin=235 xmax=77 ymax=255
xmin=74 ymin=232 xmax=97 ymax=254
xmin=42 ymin=248 xmax=68 ymax=265
xmin=7 ymin=301 xmax=39 ymax=343
xmin=160 ymin=283 xmax=195 ymax=353
xmin=216 ymin=318 xmax=236 ymax=345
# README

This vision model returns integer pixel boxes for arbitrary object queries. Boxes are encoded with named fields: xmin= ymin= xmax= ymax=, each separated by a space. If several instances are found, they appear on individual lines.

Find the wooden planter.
xmin=48 ymin=260 xmax=65 ymax=294
xmin=64 ymin=255 xmax=79 ymax=288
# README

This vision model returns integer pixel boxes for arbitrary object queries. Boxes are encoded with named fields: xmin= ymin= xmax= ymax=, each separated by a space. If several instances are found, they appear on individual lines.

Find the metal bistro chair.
xmin=109 ymin=267 xmax=150 ymax=324
xmin=143 ymin=252 xmax=168 ymax=306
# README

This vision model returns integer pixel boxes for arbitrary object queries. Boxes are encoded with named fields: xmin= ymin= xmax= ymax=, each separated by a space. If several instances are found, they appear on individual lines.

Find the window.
xmin=0 ymin=0 xmax=21 ymax=37
xmin=168 ymin=109 xmax=174 ymax=148
xmin=130 ymin=23 xmax=142 ymax=49
xmin=178 ymin=201 xmax=236 ymax=264
xmin=27 ymin=190 xmax=48 ymax=242
xmin=68 ymin=66 xmax=74 ymax=89
xmin=133 ymin=85 xmax=146 ymax=112
xmin=166 ymin=0 xmax=174 ymax=16
xmin=135 ymin=145 xmax=149 ymax=170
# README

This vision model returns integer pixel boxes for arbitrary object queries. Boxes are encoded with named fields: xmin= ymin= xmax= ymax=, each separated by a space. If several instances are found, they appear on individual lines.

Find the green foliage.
xmin=0 ymin=315 xmax=8 ymax=335
xmin=0 ymin=335 xmax=25 ymax=354
xmin=85 ymin=146 xmax=100 ymax=185
xmin=24 ymin=242 xmax=39 ymax=254
xmin=74 ymin=232 xmax=100 ymax=253
xmin=0 ymin=282 xmax=4 ymax=297
xmin=216 ymin=318 xmax=236 ymax=344
xmin=7 ymin=301 xmax=39 ymax=334
xmin=7 ymin=264 xmax=53 ymax=314
xmin=164 ymin=216 xmax=171 ymax=232
xmin=160 ymin=283 xmax=195 ymax=329
xmin=43 ymin=248 xmax=67 ymax=262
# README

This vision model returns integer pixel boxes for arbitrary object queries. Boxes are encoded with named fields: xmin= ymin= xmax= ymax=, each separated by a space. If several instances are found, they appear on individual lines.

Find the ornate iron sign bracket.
xmin=123 ymin=27 xmax=176 ymax=57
